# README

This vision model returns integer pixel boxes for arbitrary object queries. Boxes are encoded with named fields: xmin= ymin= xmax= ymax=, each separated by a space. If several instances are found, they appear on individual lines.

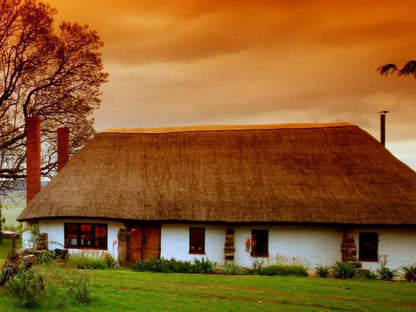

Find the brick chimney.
xmin=26 ymin=117 xmax=41 ymax=204
xmin=57 ymin=127 xmax=70 ymax=171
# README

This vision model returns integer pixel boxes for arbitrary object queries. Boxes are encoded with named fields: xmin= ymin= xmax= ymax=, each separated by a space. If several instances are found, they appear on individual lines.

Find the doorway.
xmin=128 ymin=224 xmax=161 ymax=264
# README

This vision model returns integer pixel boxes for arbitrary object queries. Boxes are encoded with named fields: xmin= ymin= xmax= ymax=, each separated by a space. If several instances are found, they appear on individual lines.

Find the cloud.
xmin=45 ymin=0 xmax=416 ymax=169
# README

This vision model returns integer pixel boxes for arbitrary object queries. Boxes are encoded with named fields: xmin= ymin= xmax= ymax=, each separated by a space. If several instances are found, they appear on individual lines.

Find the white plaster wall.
xmin=354 ymin=227 xmax=416 ymax=271
xmin=161 ymin=224 xmax=227 ymax=265
xmin=161 ymin=224 xmax=344 ymax=269
xmin=36 ymin=219 xmax=124 ymax=259
xmin=234 ymin=225 xmax=343 ymax=269
xmin=28 ymin=220 xmax=416 ymax=271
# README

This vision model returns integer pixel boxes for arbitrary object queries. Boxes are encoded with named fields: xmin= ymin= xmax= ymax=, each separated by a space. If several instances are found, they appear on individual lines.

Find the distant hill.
xmin=1 ymin=181 xmax=48 ymax=228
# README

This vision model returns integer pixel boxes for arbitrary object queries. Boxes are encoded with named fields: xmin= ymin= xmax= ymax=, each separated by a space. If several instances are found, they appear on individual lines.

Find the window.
xmin=251 ymin=229 xmax=268 ymax=257
xmin=359 ymin=232 xmax=378 ymax=261
xmin=189 ymin=227 xmax=205 ymax=254
xmin=64 ymin=223 xmax=108 ymax=249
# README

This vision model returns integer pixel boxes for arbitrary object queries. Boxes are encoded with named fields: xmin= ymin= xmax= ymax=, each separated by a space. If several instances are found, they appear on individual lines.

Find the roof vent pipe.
xmin=57 ymin=127 xmax=70 ymax=171
xmin=380 ymin=111 xmax=389 ymax=146
xmin=25 ymin=117 xmax=41 ymax=204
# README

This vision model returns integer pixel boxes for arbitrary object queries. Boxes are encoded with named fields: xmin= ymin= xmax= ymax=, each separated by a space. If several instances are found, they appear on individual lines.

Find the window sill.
xmin=358 ymin=258 xmax=378 ymax=262
xmin=189 ymin=251 xmax=205 ymax=255
xmin=64 ymin=246 xmax=108 ymax=250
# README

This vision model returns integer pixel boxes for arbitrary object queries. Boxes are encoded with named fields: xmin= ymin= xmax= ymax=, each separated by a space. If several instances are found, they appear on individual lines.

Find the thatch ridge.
xmin=18 ymin=123 xmax=416 ymax=225
xmin=103 ymin=122 xmax=356 ymax=134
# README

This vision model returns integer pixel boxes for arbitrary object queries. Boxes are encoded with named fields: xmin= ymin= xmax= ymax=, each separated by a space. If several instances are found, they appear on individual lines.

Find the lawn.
xmin=0 ymin=239 xmax=415 ymax=311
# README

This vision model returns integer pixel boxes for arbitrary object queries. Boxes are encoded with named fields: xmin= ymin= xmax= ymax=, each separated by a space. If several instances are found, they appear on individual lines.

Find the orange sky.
xmin=45 ymin=0 xmax=416 ymax=168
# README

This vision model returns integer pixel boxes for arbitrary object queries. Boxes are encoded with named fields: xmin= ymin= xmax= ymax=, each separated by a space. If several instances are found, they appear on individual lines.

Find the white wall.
xmin=34 ymin=219 xmax=124 ymax=259
xmin=27 ymin=220 xmax=416 ymax=271
xmin=161 ymin=224 xmax=343 ymax=269
xmin=234 ymin=225 xmax=343 ymax=269
xmin=354 ymin=227 xmax=416 ymax=270
xmin=161 ymin=224 xmax=227 ymax=265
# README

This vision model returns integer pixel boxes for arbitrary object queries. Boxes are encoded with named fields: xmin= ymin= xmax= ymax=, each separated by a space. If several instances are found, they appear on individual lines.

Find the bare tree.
xmin=0 ymin=0 xmax=107 ymax=196
xmin=378 ymin=60 xmax=416 ymax=78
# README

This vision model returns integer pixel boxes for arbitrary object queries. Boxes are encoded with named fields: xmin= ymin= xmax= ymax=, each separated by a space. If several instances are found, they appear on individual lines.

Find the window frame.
xmin=64 ymin=223 xmax=108 ymax=250
xmin=250 ymin=229 xmax=269 ymax=257
xmin=189 ymin=227 xmax=205 ymax=254
xmin=358 ymin=232 xmax=379 ymax=262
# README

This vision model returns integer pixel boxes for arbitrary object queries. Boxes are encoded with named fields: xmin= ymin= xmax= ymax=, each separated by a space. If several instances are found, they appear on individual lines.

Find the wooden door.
xmin=143 ymin=224 xmax=161 ymax=259
xmin=128 ymin=224 xmax=161 ymax=263
xmin=129 ymin=226 xmax=143 ymax=264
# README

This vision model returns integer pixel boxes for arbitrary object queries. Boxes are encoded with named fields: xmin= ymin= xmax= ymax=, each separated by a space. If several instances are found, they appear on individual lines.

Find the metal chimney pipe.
xmin=380 ymin=111 xmax=389 ymax=146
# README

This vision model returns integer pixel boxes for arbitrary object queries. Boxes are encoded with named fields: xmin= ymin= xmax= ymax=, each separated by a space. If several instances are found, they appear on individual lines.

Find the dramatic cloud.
xmin=46 ymin=0 xmax=416 ymax=168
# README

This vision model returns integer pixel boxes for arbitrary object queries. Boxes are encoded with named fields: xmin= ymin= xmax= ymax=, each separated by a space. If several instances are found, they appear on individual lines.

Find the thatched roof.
xmin=18 ymin=123 xmax=416 ymax=225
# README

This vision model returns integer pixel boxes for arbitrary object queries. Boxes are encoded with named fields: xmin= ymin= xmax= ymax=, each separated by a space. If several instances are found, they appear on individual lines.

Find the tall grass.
xmin=253 ymin=254 xmax=309 ymax=276
xmin=67 ymin=250 xmax=117 ymax=270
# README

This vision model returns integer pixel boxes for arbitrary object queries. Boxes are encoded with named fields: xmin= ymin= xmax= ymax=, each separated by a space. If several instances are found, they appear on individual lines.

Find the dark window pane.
xmin=64 ymin=223 xmax=107 ymax=249
xmin=251 ymin=229 xmax=268 ymax=257
xmin=94 ymin=225 xmax=107 ymax=248
xmin=189 ymin=228 xmax=205 ymax=253
xmin=359 ymin=232 xmax=378 ymax=261
xmin=65 ymin=224 xmax=78 ymax=246
xmin=80 ymin=224 xmax=93 ymax=246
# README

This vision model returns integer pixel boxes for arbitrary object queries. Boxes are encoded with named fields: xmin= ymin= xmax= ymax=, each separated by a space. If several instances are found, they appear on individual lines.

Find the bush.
xmin=103 ymin=252 xmax=119 ymax=268
xmin=61 ymin=272 xmax=91 ymax=304
xmin=377 ymin=266 xmax=397 ymax=281
xmin=132 ymin=257 xmax=214 ymax=274
xmin=258 ymin=264 xmax=308 ymax=277
xmin=401 ymin=263 xmax=416 ymax=282
xmin=221 ymin=263 xmax=247 ymax=275
xmin=362 ymin=270 xmax=377 ymax=280
xmin=315 ymin=265 xmax=330 ymax=278
xmin=37 ymin=250 xmax=57 ymax=264
xmin=193 ymin=258 xmax=214 ymax=273
xmin=330 ymin=261 xmax=359 ymax=279
xmin=5 ymin=262 xmax=44 ymax=309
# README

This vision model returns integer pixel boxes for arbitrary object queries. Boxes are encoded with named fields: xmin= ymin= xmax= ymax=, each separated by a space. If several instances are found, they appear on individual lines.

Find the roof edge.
xmin=102 ymin=122 xmax=357 ymax=134
xmin=17 ymin=216 xmax=416 ymax=227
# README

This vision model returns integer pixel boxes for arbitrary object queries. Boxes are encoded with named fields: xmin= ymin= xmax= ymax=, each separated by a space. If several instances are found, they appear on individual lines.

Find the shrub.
xmin=174 ymin=260 xmax=194 ymax=273
xmin=250 ymin=258 xmax=265 ymax=273
xmin=132 ymin=258 xmax=175 ymax=273
xmin=258 ymin=264 xmax=308 ymax=277
xmin=401 ymin=263 xmax=416 ymax=282
xmin=132 ymin=257 xmax=215 ymax=274
xmin=221 ymin=263 xmax=247 ymax=275
xmin=37 ymin=250 xmax=57 ymax=264
xmin=192 ymin=258 xmax=214 ymax=273
xmin=362 ymin=270 xmax=377 ymax=280
xmin=330 ymin=261 xmax=359 ymax=279
xmin=377 ymin=266 xmax=397 ymax=281
xmin=5 ymin=262 xmax=44 ymax=309
xmin=62 ymin=272 xmax=91 ymax=304
xmin=103 ymin=252 xmax=119 ymax=268
xmin=315 ymin=265 xmax=330 ymax=278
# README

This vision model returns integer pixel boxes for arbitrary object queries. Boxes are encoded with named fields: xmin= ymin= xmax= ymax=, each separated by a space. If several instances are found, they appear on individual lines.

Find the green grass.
xmin=0 ymin=264 xmax=415 ymax=311
xmin=1 ymin=240 xmax=416 ymax=311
